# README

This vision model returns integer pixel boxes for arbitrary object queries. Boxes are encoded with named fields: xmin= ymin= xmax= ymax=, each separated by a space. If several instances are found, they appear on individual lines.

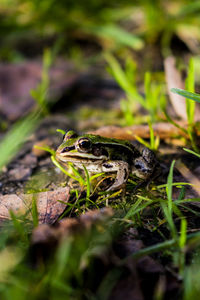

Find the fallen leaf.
xmin=0 ymin=187 xmax=69 ymax=224
xmin=89 ymin=122 xmax=192 ymax=141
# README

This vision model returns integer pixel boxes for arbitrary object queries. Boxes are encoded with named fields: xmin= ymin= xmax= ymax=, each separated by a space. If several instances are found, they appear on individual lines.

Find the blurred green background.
xmin=1 ymin=0 xmax=200 ymax=61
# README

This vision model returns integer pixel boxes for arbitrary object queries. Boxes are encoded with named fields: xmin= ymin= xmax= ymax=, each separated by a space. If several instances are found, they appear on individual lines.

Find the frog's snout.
xmin=56 ymin=145 xmax=75 ymax=156
xmin=61 ymin=146 xmax=75 ymax=153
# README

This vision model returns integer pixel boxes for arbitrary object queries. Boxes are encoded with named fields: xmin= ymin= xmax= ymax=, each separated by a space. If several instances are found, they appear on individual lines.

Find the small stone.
xmin=20 ymin=153 xmax=37 ymax=167
xmin=9 ymin=166 xmax=31 ymax=181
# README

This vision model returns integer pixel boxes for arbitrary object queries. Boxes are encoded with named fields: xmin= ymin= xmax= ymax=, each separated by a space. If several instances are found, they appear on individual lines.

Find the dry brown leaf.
xmin=0 ymin=187 xmax=69 ymax=224
xmin=89 ymin=122 xmax=192 ymax=141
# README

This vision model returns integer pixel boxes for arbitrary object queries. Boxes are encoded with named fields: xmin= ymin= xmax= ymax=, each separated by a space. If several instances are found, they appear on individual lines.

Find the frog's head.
xmin=56 ymin=130 xmax=108 ymax=163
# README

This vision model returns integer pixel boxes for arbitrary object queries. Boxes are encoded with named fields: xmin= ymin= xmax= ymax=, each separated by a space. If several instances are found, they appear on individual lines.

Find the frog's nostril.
xmin=61 ymin=147 xmax=68 ymax=153
xmin=61 ymin=146 xmax=75 ymax=153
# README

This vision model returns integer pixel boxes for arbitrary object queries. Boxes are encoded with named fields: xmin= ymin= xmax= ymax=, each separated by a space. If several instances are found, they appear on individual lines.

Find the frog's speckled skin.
xmin=56 ymin=131 xmax=157 ymax=191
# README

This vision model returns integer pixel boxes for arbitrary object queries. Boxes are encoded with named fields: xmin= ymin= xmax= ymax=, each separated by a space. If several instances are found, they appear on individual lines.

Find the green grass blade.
xmin=105 ymin=53 xmax=145 ymax=108
xmin=163 ymin=110 xmax=187 ymax=135
xmin=30 ymin=49 xmax=52 ymax=115
xmin=90 ymin=172 xmax=105 ymax=180
xmin=171 ymin=88 xmax=200 ymax=104
xmin=54 ymin=239 xmax=73 ymax=278
xmin=161 ymin=203 xmax=177 ymax=240
xmin=179 ymin=218 xmax=187 ymax=249
xmin=56 ymin=129 xmax=66 ymax=135
xmin=31 ymin=196 xmax=39 ymax=228
xmin=83 ymin=165 xmax=91 ymax=198
xmin=149 ymin=121 xmax=155 ymax=150
xmin=157 ymin=182 xmax=193 ymax=189
xmin=69 ymin=163 xmax=86 ymax=186
xmin=51 ymin=156 xmax=81 ymax=183
xmin=163 ymin=160 xmax=178 ymax=240
xmin=105 ymin=53 xmax=135 ymax=95
xmin=9 ymin=211 xmax=28 ymax=244
xmin=34 ymin=145 xmax=55 ymax=155
xmin=178 ymin=186 xmax=186 ymax=201
xmin=166 ymin=160 xmax=176 ymax=211
xmin=125 ymin=57 xmax=137 ymax=83
xmin=128 ymin=238 xmax=176 ymax=260
xmin=124 ymin=231 xmax=200 ymax=262
xmin=88 ymin=24 xmax=144 ymax=50
xmin=183 ymin=148 xmax=200 ymax=159
xmin=134 ymin=135 xmax=150 ymax=149
xmin=144 ymin=71 xmax=151 ymax=110
xmin=0 ymin=112 xmax=40 ymax=172
xmin=125 ymin=199 xmax=155 ymax=219
xmin=120 ymin=98 xmax=134 ymax=125
xmin=125 ymin=198 xmax=143 ymax=219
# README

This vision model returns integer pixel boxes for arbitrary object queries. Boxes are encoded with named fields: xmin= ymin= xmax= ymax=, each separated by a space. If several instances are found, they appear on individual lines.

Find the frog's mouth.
xmin=56 ymin=151 xmax=107 ymax=162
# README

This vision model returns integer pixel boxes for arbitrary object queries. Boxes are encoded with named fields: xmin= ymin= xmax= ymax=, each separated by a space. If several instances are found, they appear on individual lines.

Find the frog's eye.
xmin=63 ymin=130 xmax=78 ymax=141
xmin=77 ymin=138 xmax=91 ymax=152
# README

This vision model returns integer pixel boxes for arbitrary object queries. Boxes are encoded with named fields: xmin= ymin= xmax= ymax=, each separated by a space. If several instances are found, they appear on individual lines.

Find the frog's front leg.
xmin=102 ymin=161 xmax=130 ymax=191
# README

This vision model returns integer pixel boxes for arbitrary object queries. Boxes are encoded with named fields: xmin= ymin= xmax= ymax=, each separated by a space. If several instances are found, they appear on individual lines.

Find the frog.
xmin=55 ymin=130 xmax=157 ymax=191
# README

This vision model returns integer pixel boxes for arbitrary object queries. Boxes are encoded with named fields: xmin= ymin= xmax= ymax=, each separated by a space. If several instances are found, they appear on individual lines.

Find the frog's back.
xmin=86 ymin=134 xmax=133 ymax=148
xmin=86 ymin=134 xmax=139 ymax=163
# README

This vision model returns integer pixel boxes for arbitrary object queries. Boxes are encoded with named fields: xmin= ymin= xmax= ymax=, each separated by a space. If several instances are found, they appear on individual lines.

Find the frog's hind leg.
xmin=102 ymin=161 xmax=130 ymax=191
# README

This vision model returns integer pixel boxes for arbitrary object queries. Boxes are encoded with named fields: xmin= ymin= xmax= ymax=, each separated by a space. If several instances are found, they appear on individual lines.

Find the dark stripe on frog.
xmin=94 ymin=142 xmax=140 ymax=161
xmin=60 ymin=156 xmax=103 ymax=162
xmin=124 ymin=168 xmax=128 ymax=180
xmin=103 ymin=163 xmax=113 ymax=169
